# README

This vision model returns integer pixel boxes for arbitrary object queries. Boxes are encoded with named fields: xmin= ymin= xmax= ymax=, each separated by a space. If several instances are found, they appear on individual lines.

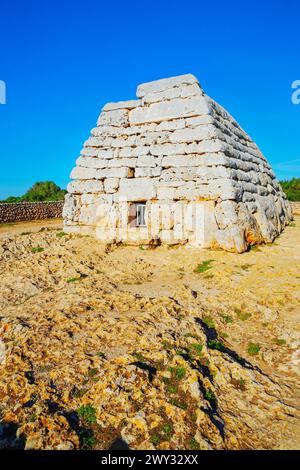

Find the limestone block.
xmin=208 ymin=178 xmax=237 ymax=200
xmin=111 ymin=135 xmax=138 ymax=148
xmin=102 ymin=99 xmax=142 ymax=111
xmin=158 ymin=229 xmax=183 ymax=244
xmin=181 ymin=83 xmax=202 ymax=98
xmin=136 ymin=155 xmax=157 ymax=167
xmin=76 ymin=156 xmax=106 ymax=169
xmin=157 ymin=186 xmax=175 ymax=200
xmin=142 ymin=83 xmax=201 ymax=105
xmin=119 ymin=178 xmax=156 ymax=201
xmin=156 ymin=119 xmax=185 ymax=131
xmin=67 ymin=180 xmax=104 ymax=194
xmin=91 ymin=125 xmax=121 ymax=137
xmin=119 ymin=146 xmax=150 ymax=158
xmin=143 ymin=87 xmax=182 ymax=104
xmin=214 ymin=201 xmax=238 ymax=229
xmin=215 ymin=226 xmax=248 ymax=253
xmin=97 ymin=108 xmax=129 ymax=127
xmin=185 ymin=115 xmax=215 ymax=127
xmin=80 ymin=147 xmax=99 ymax=157
xmin=135 ymin=167 xmax=162 ymax=177
xmin=129 ymin=96 xmax=210 ymax=125
xmin=104 ymin=178 xmax=119 ymax=193
xmin=136 ymin=74 xmax=199 ymax=98
xmin=160 ymin=168 xmax=195 ymax=182
xmin=62 ymin=194 xmax=77 ymax=220
xmin=149 ymin=131 xmax=170 ymax=144
xmin=78 ymin=204 xmax=98 ymax=225
xmin=98 ymin=167 xmax=133 ymax=178
xmin=98 ymin=149 xmax=114 ymax=159
xmin=162 ymin=155 xmax=200 ymax=167
xmin=197 ymin=166 xmax=231 ymax=180
xmin=187 ymin=140 xmax=225 ymax=154
xmin=106 ymin=158 xmax=137 ymax=168
xmin=150 ymin=143 xmax=186 ymax=156
xmin=170 ymin=125 xmax=217 ymax=143
xmin=84 ymin=137 xmax=104 ymax=147
xmin=70 ymin=166 xmax=99 ymax=180
xmin=81 ymin=194 xmax=98 ymax=205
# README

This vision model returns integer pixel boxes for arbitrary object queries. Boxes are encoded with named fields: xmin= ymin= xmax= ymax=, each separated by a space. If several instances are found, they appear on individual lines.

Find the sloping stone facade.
xmin=63 ymin=74 xmax=292 ymax=252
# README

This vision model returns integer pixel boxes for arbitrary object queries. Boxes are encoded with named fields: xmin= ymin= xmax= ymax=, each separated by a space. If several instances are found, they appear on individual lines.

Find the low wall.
xmin=0 ymin=201 xmax=64 ymax=223
xmin=291 ymin=201 xmax=300 ymax=215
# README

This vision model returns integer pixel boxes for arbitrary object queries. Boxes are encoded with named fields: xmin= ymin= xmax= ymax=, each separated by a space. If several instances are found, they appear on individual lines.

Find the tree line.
xmin=1 ymin=181 xmax=66 ymax=203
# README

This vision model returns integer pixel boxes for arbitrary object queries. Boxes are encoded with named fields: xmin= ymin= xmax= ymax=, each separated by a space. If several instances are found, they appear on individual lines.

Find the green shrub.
xmin=188 ymin=343 xmax=203 ymax=356
xmin=169 ymin=398 xmax=188 ymax=410
xmin=194 ymin=259 xmax=215 ymax=273
xmin=204 ymin=388 xmax=216 ymax=404
xmin=280 ymin=178 xmax=300 ymax=201
xmin=168 ymin=366 xmax=186 ymax=380
xmin=1 ymin=181 xmax=66 ymax=203
xmin=56 ymin=231 xmax=67 ymax=238
xmin=202 ymin=315 xmax=215 ymax=329
xmin=188 ymin=437 xmax=201 ymax=450
xmin=247 ymin=342 xmax=261 ymax=355
xmin=81 ymin=436 xmax=96 ymax=449
xmin=222 ymin=315 xmax=233 ymax=324
xmin=150 ymin=434 xmax=160 ymax=445
xmin=275 ymin=338 xmax=286 ymax=346
xmin=31 ymin=246 xmax=44 ymax=253
xmin=77 ymin=405 xmax=97 ymax=424
xmin=66 ymin=277 xmax=81 ymax=283
xmin=208 ymin=339 xmax=225 ymax=352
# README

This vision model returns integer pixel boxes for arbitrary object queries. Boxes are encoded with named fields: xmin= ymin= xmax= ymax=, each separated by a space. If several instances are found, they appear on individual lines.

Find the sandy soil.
xmin=0 ymin=217 xmax=299 ymax=450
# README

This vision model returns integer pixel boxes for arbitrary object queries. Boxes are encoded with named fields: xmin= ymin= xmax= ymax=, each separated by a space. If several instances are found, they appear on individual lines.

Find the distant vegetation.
xmin=1 ymin=181 xmax=66 ymax=203
xmin=280 ymin=178 xmax=300 ymax=201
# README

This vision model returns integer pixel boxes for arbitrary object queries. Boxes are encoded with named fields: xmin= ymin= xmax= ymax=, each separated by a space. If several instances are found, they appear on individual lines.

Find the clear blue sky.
xmin=0 ymin=0 xmax=299 ymax=199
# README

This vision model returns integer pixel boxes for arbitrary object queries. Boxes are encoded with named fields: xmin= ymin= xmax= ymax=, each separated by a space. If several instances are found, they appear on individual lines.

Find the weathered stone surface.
xmin=119 ymin=178 xmax=156 ymax=201
xmin=67 ymin=179 xmax=104 ymax=194
xmin=76 ymin=156 xmax=106 ymax=169
xmin=170 ymin=125 xmax=217 ymax=143
xmin=97 ymin=109 xmax=129 ymax=127
xmin=136 ymin=74 xmax=199 ymax=97
xmin=70 ymin=166 xmax=99 ymax=180
xmin=142 ymin=83 xmax=201 ymax=104
xmin=98 ymin=167 xmax=133 ymax=178
xmin=102 ymin=99 xmax=142 ymax=111
xmin=129 ymin=96 xmax=210 ymax=125
xmin=104 ymin=178 xmax=119 ymax=193
xmin=64 ymin=73 xmax=292 ymax=252
xmin=135 ymin=167 xmax=162 ymax=177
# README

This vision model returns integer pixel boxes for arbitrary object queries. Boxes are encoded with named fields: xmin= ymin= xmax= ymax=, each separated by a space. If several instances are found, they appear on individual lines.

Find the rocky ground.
xmin=0 ymin=218 xmax=299 ymax=450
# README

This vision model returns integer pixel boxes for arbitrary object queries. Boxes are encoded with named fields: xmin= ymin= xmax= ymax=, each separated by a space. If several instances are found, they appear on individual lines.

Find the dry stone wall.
xmin=63 ymin=74 xmax=292 ymax=252
xmin=291 ymin=201 xmax=300 ymax=215
xmin=0 ymin=201 xmax=64 ymax=224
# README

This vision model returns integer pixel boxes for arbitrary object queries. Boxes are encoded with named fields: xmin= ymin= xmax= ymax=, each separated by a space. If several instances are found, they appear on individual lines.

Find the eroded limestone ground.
xmin=0 ymin=218 xmax=299 ymax=450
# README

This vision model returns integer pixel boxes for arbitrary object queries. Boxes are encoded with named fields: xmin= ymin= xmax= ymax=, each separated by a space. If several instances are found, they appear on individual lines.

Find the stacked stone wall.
xmin=0 ymin=201 xmax=64 ymax=223
xmin=291 ymin=201 xmax=300 ymax=215
xmin=63 ymin=74 xmax=292 ymax=252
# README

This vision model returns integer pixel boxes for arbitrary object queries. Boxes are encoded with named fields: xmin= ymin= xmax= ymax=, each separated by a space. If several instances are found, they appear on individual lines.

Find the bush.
xmin=1 ymin=181 xmax=66 ymax=203
xmin=280 ymin=178 xmax=300 ymax=201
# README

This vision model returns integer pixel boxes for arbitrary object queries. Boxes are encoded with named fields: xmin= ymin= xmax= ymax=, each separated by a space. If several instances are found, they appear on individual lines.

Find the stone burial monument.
xmin=63 ymin=74 xmax=292 ymax=252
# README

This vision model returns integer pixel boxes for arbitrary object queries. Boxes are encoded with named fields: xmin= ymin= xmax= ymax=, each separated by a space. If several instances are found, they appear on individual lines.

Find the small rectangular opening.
xmin=136 ymin=203 xmax=146 ymax=227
